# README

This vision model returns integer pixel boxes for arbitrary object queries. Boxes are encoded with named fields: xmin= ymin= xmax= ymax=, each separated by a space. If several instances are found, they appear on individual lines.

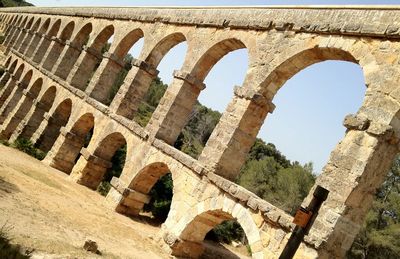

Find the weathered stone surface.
xmin=1 ymin=6 xmax=400 ymax=259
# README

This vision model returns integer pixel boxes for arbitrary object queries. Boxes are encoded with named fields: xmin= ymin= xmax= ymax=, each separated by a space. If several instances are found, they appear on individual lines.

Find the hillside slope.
xmin=0 ymin=0 xmax=33 ymax=7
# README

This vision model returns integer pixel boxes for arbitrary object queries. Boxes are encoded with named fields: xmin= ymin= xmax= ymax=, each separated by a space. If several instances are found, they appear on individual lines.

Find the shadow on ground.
xmin=0 ymin=176 xmax=20 ymax=196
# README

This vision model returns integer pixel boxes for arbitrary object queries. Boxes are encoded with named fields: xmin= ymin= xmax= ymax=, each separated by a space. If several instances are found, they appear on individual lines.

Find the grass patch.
xmin=0 ymin=222 xmax=32 ymax=258
xmin=11 ymin=138 xmax=46 ymax=160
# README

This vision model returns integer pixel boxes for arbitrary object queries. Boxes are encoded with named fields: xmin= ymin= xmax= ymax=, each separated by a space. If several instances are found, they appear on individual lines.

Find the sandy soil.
xmin=0 ymin=144 xmax=168 ymax=259
xmin=0 ymin=144 xmax=250 ymax=259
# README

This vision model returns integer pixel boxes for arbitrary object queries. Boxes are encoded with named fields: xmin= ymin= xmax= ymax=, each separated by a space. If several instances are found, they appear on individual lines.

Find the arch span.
xmin=116 ymin=162 xmax=171 ymax=216
xmin=71 ymin=132 xmax=127 ymax=190
xmin=0 ymin=78 xmax=43 ymax=139
xmin=168 ymin=197 xmax=261 ymax=258
xmin=35 ymin=98 xmax=72 ymax=153
xmin=49 ymin=112 xmax=95 ymax=174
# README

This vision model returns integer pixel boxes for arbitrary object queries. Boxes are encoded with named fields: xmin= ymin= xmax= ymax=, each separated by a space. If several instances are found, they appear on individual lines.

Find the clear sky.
xmin=28 ymin=1 xmax=394 ymax=173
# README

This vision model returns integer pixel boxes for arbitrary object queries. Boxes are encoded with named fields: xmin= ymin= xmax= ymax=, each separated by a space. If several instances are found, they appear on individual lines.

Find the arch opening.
xmin=87 ymin=28 xmax=144 ymax=105
xmin=116 ymin=162 xmax=173 ymax=224
xmin=120 ymin=32 xmax=187 ymax=126
xmin=0 ymin=63 xmax=25 ymax=108
xmin=68 ymin=24 xmax=114 ymax=91
xmin=0 ymin=78 xmax=43 ymax=140
xmin=74 ymin=132 xmax=127 ymax=190
xmin=50 ymin=113 xmax=95 ymax=174
xmin=34 ymin=98 xmax=72 ymax=154
xmin=25 ymin=18 xmax=50 ymax=58
xmin=18 ymin=86 xmax=56 ymax=142
xmin=54 ymin=22 xmax=93 ymax=80
xmin=32 ymin=19 xmax=61 ymax=64
xmin=172 ymin=208 xmax=259 ymax=258
xmin=0 ymin=69 xmax=33 ymax=124
xmin=173 ymin=38 xmax=248 ymax=159
xmin=42 ymin=21 xmax=75 ymax=71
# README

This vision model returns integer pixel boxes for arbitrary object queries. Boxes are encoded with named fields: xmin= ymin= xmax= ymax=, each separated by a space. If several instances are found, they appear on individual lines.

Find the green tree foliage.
xmin=97 ymin=144 xmax=127 ymax=196
xmin=0 ymin=0 xmax=33 ymax=7
xmin=134 ymin=77 xmax=167 ymax=127
xmin=143 ymin=173 xmax=173 ymax=222
xmin=348 ymin=155 xmax=400 ymax=258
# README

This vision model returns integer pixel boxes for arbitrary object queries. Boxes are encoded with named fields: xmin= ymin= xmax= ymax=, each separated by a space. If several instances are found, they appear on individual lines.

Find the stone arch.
xmin=146 ymin=37 xmax=248 ymax=146
xmin=169 ymin=198 xmax=261 ymax=258
xmin=191 ymin=38 xmax=246 ymax=81
xmin=10 ymin=16 xmax=29 ymax=47
xmin=32 ymin=19 xmax=61 ymax=63
xmin=49 ymin=112 xmax=95 ymax=174
xmin=145 ymin=32 xmax=186 ymax=68
xmin=113 ymin=28 xmax=144 ymax=60
xmin=87 ymin=28 xmax=144 ymax=104
xmin=14 ymin=17 xmax=35 ymax=50
xmin=0 ymin=69 xmax=33 ymax=123
xmin=54 ymin=22 xmax=93 ymax=79
xmin=68 ymin=24 xmax=114 ymax=90
xmin=89 ymin=24 xmax=114 ymax=51
xmin=18 ymin=17 xmax=41 ymax=53
xmin=0 ymin=58 xmax=17 ymax=88
xmin=258 ymin=47 xmax=357 ymax=99
xmin=35 ymin=98 xmax=72 ymax=153
xmin=114 ymin=32 xmax=187 ymax=119
xmin=0 ymin=78 xmax=43 ymax=139
xmin=116 ymin=162 xmax=171 ymax=216
xmin=72 ymin=132 xmax=127 ymax=190
xmin=4 ymin=56 xmax=11 ymax=68
xmin=0 ymin=63 xmax=25 ymax=106
xmin=198 ymin=46 xmax=360 ymax=181
xmin=25 ymin=18 xmax=50 ymax=58
xmin=18 ymin=86 xmax=57 ymax=141
xmin=8 ymin=58 xmax=18 ymax=72
xmin=42 ymin=21 xmax=75 ymax=71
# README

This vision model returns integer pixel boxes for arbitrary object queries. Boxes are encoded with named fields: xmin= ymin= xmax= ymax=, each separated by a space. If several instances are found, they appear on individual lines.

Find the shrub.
xmin=11 ymin=138 xmax=46 ymax=160
xmin=0 ymin=223 xmax=32 ymax=258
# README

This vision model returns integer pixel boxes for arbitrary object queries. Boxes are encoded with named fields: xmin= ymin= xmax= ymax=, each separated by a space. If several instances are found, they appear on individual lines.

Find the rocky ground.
xmin=0 ymin=144 xmax=250 ymax=258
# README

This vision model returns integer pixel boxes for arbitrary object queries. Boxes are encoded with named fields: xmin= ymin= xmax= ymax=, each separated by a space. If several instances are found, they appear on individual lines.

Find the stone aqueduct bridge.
xmin=0 ymin=5 xmax=400 ymax=258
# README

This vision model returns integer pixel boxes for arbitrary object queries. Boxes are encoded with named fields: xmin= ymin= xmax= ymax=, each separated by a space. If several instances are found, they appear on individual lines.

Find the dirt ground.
xmin=0 ymin=144 xmax=250 ymax=259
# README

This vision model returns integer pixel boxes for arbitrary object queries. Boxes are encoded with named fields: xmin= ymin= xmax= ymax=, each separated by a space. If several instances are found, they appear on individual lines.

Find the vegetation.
xmin=0 ymin=0 xmax=33 ymax=7
xmin=0 ymin=223 xmax=32 ymax=258
xmin=11 ymin=138 xmax=46 ymax=160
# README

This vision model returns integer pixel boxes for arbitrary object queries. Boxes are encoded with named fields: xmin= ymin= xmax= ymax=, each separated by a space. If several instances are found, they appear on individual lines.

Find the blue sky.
xmin=28 ymin=1 xmax=393 ymax=172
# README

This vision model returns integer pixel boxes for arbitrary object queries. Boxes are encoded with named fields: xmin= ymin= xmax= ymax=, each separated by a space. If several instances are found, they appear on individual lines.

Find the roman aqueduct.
xmin=0 ymin=6 xmax=400 ymax=258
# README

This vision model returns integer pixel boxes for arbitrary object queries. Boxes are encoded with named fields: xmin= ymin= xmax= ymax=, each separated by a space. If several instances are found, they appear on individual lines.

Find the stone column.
xmin=42 ymin=126 xmax=86 ymax=173
xmin=0 ymin=75 xmax=18 ymax=108
xmin=25 ymin=32 xmax=44 ymax=58
xmin=66 ymin=45 xmax=102 ymax=90
xmin=0 ymin=89 xmax=37 ymax=140
xmin=18 ymin=28 xmax=35 ymax=54
xmin=198 ymin=87 xmax=274 ymax=181
xmin=10 ymin=99 xmax=50 ymax=143
xmin=6 ymin=25 xmax=26 ymax=53
xmin=69 ymin=147 xmax=113 ymax=190
xmin=146 ymin=70 xmax=205 ymax=145
xmin=85 ymin=51 xmax=125 ymax=104
xmin=4 ymin=25 xmax=20 ymax=48
xmin=41 ymin=36 xmax=66 ymax=72
xmin=109 ymin=58 xmax=159 ymax=119
xmin=52 ymin=40 xmax=83 ymax=80
xmin=305 ymin=114 xmax=399 ymax=258
xmin=0 ymin=69 xmax=11 ymax=88
xmin=30 ymin=111 xmax=51 ymax=146
xmin=32 ymin=33 xmax=53 ymax=64
xmin=0 ymin=80 xmax=27 ymax=124
xmin=14 ymin=27 xmax=30 ymax=51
